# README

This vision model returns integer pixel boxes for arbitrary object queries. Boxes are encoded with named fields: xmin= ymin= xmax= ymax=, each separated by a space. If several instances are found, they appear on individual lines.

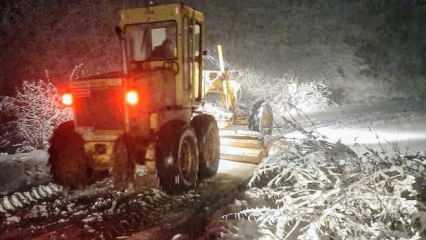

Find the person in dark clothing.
xmin=151 ymin=38 xmax=174 ymax=59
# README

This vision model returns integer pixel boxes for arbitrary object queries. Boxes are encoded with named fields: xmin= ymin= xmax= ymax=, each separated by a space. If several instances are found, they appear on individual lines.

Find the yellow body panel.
xmin=71 ymin=78 xmax=122 ymax=88
xmin=120 ymin=4 xmax=204 ymax=27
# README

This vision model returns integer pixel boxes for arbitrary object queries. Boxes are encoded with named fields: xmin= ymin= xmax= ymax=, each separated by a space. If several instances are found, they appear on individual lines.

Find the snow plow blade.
xmin=219 ymin=128 xmax=267 ymax=164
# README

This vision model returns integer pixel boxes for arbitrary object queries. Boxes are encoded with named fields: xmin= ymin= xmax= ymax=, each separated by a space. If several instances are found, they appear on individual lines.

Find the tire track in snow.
xmin=0 ymin=183 xmax=63 ymax=214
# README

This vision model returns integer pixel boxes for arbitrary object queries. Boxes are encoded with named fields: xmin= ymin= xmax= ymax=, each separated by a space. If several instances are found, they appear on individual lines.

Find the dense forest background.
xmin=0 ymin=0 xmax=425 ymax=101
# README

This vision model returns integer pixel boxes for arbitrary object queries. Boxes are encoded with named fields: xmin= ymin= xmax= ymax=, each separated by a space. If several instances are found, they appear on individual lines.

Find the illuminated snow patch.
xmin=286 ymin=127 xmax=426 ymax=145
xmin=320 ymin=127 xmax=426 ymax=145
xmin=218 ymin=160 xmax=236 ymax=172
xmin=218 ymin=160 xmax=241 ymax=172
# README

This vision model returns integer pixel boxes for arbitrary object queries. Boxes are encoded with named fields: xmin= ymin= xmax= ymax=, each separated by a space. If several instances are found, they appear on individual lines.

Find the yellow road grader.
xmin=50 ymin=3 xmax=272 ymax=193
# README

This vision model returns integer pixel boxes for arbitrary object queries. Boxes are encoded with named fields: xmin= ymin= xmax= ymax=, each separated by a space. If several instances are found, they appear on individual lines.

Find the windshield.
xmin=125 ymin=21 xmax=177 ymax=63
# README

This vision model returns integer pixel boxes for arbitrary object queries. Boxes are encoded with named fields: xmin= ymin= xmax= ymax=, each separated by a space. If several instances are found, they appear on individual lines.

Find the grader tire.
xmin=156 ymin=121 xmax=199 ymax=194
xmin=248 ymin=100 xmax=264 ymax=131
xmin=259 ymin=103 xmax=273 ymax=135
xmin=191 ymin=114 xmax=220 ymax=178
xmin=111 ymin=136 xmax=135 ymax=190
xmin=48 ymin=121 xmax=91 ymax=189
xmin=249 ymin=100 xmax=273 ymax=135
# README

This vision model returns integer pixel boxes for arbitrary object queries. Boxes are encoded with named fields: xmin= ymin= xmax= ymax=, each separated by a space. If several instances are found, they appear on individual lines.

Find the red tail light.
xmin=61 ymin=93 xmax=73 ymax=106
xmin=126 ymin=90 xmax=139 ymax=105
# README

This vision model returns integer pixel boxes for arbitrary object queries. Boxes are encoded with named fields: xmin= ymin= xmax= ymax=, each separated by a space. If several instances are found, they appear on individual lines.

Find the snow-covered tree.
xmin=1 ymin=80 xmax=72 ymax=151
xmin=236 ymin=70 xmax=334 ymax=115
xmin=224 ymin=118 xmax=426 ymax=240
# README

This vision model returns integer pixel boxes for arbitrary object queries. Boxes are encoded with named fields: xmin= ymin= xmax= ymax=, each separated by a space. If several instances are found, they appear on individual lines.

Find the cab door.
xmin=183 ymin=17 xmax=203 ymax=105
xmin=191 ymin=21 xmax=203 ymax=103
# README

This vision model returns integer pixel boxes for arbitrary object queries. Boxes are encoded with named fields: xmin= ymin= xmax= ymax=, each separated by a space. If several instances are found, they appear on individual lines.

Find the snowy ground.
xmin=0 ymin=157 xmax=254 ymax=240
xmin=1 ymin=99 xmax=426 ymax=239
xmin=0 ymin=150 xmax=50 ymax=196
xmin=0 ymin=117 xmax=259 ymax=239
xmin=285 ymin=99 xmax=426 ymax=155
xmin=215 ymin=99 xmax=426 ymax=239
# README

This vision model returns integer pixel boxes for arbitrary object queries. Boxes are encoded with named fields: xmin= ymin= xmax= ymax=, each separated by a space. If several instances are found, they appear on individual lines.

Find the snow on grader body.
xmin=49 ymin=3 xmax=271 ymax=193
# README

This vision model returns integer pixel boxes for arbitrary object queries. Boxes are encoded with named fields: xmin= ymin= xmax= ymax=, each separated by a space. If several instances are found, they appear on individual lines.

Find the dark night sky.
xmin=0 ymin=0 xmax=425 ymax=98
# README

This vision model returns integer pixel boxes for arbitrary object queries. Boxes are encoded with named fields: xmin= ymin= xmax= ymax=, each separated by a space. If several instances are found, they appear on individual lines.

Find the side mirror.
xmin=115 ymin=26 xmax=123 ymax=40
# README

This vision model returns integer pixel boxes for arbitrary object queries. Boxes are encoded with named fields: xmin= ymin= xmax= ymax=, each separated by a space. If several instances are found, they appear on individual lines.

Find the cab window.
xmin=125 ymin=21 xmax=177 ymax=63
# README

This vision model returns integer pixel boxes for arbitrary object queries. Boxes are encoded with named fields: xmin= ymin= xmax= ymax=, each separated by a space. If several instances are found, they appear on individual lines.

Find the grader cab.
xmin=49 ymin=3 xmax=220 ymax=193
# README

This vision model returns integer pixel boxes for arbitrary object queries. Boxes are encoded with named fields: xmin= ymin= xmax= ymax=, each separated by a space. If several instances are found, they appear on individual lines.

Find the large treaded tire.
xmin=248 ymin=100 xmax=264 ymax=132
xmin=156 ymin=121 xmax=199 ymax=194
xmin=111 ymin=136 xmax=135 ymax=190
xmin=48 ymin=121 xmax=91 ymax=189
xmin=259 ymin=103 xmax=273 ymax=135
xmin=248 ymin=100 xmax=273 ymax=135
xmin=191 ymin=114 xmax=220 ymax=178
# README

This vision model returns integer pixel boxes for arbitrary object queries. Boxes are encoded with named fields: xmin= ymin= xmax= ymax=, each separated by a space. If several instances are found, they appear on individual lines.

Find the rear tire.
xmin=156 ymin=122 xmax=199 ymax=194
xmin=48 ymin=121 xmax=91 ymax=189
xmin=259 ymin=103 xmax=273 ymax=135
xmin=191 ymin=114 xmax=220 ymax=178
xmin=249 ymin=100 xmax=273 ymax=135
xmin=248 ymin=100 xmax=264 ymax=132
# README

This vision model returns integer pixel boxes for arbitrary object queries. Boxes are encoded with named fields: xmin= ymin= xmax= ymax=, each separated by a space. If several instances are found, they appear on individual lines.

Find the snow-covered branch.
xmin=2 ymin=80 xmax=72 ymax=152
xmin=225 ymin=118 xmax=426 ymax=239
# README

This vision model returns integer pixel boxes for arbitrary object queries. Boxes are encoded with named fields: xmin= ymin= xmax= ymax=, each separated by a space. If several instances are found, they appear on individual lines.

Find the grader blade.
xmin=233 ymin=116 xmax=249 ymax=126
xmin=219 ymin=128 xmax=267 ymax=164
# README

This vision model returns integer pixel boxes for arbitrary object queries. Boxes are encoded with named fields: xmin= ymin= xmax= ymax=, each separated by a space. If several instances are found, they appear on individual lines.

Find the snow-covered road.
xmin=0 ymin=160 xmax=255 ymax=240
xmin=286 ymin=99 xmax=426 ymax=155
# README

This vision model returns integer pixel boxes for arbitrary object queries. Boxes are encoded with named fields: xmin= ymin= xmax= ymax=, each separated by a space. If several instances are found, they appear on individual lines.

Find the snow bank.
xmin=0 ymin=150 xmax=50 ymax=196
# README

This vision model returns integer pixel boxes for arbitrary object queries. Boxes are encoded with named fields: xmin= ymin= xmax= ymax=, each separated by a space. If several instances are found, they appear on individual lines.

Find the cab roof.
xmin=120 ymin=3 xmax=204 ymax=27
